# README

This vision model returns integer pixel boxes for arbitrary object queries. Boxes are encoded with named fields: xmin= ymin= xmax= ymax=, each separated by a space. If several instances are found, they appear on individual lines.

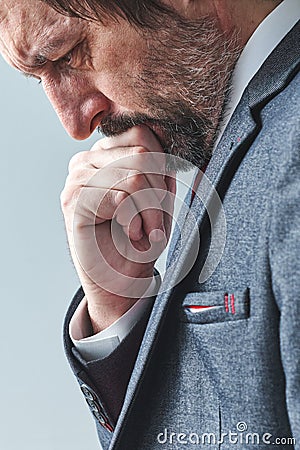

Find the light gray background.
xmin=0 ymin=56 xmax=101 ymax=450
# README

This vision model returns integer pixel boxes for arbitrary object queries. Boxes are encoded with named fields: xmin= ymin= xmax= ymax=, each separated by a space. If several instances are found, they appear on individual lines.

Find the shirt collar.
xmin=218 ymin=0 xmax=300 ymax=143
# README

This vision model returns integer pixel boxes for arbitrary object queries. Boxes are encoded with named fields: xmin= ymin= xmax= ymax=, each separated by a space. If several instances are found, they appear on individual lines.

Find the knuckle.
xmin=71 ymin=168 xmax=89 ymax=185
xmin=72 ymin=170 xmax=83 ymax=184
xmin=64 ymin=169 xmax=89 ymax=189
xmin=127 ymin=170 xmax=144 ymax=190
xmin=133 ymin=145 xmax=147 ymax=156
xmin=90 ymin=140 xmax=104 ymax=151
xmin=60 ymin=189 xmax=70 ymax=210
xmin=129 ymin=147 xmax=149 ymax=172
xmin=68 ymin=151 xmax=89 ymax=172
xmin=60 ymin=186 xmax=80 ymax=210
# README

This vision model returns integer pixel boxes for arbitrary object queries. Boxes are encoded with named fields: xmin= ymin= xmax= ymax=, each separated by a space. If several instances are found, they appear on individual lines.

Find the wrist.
xmin=87 ymin=296 xmax=139 ymax=333
xmin=86 ymin=275 xmax=160 ymax=333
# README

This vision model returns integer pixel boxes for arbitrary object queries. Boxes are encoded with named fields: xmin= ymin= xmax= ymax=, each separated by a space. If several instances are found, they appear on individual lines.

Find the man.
xmin=0 ymin=0 xmax=299 ymax=448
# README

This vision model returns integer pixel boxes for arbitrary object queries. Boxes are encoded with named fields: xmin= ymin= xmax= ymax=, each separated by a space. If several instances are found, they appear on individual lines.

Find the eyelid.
xmin=56 ymin=41 xmax=82 ymax=66
xmin=35 ymin=54 xmax=47 ymax=66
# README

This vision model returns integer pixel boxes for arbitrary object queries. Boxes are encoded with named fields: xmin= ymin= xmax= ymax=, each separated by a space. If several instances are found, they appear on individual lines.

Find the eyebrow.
xmin=28 ymin=37 xmax=69 ymax=68
xmin=38 ymin=37 xmax=67 ymax=57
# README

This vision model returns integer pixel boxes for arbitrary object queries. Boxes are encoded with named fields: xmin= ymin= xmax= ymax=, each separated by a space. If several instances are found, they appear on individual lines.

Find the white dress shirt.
xmin=70 ymin=277 xmax=160 ymax=360
xmin=70 ymin=0 xmax=300 ymax=362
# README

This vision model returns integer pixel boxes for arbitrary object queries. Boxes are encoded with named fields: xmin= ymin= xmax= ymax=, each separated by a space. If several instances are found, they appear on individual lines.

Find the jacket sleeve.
xmin=269 ymin=127 xmax=300 ymax=444
xmin=63 ymin=287 xmax=153 ymax=449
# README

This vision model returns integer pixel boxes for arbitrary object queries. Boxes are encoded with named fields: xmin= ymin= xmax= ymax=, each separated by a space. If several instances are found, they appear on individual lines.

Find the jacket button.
xmin=92 ymin=409 xmax=106 ymax=425
xmin=80 ymin=384 xmax=114 ymax=432
xmin=86 ymin=398 xmax=101 ymax=414
xmin=80 ymin=384 xmax=95 ymax=401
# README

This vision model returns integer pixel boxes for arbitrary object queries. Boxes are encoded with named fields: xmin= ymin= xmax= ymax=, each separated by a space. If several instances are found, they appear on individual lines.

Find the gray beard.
xmin=99 ymin=16 xmax=241 ymax=170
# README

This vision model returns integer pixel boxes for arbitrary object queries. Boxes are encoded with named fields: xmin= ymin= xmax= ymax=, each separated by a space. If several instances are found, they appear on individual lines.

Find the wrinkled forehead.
xmin=0 ymin=0 xmax=11 ymax=23
xmin=0 ymin=0 xmax=74 ymax=64
xmin=1 ymin=0 xmax=52 ymax=33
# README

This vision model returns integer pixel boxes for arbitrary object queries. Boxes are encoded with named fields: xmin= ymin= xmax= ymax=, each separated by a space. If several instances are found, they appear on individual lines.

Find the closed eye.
xmin=58 ymin=50 xmax=73 ymax=65
xmin=54 ymin=41 xmax=83 ymax=69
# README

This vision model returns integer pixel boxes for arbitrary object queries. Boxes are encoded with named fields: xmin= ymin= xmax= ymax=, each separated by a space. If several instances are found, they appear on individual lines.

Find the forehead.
xmin=0 ymin=0 xmax=81 ymax=68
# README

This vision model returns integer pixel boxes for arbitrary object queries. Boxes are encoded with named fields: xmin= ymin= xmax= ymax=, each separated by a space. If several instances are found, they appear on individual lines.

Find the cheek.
xmin=84 ymin=64 xmax=146 ymax=113
xmin=42 ymin=75 xmax=73 ymax=111
xmin=90 ymin=29 xmax=148 ymax=109
xmin=42 ymin=73 xmax=92 ymax=122
xmin=92 ymin=68 xmax=140 ymax=110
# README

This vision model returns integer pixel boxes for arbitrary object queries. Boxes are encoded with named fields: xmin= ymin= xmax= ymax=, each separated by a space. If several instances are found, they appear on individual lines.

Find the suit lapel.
xmin=248 ymin=20 xmax=300 ymax=112
xmin=110 ymin=20 xmax=300 ymax=450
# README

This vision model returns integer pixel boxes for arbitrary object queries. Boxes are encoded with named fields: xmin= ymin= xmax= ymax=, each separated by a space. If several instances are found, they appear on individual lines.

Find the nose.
xmin=43 ymin=78 xmax=111 ymax=140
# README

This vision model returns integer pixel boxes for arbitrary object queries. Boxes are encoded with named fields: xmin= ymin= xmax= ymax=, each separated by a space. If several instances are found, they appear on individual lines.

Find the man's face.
xmin=0 ymin=0 xmax=240 ymax=167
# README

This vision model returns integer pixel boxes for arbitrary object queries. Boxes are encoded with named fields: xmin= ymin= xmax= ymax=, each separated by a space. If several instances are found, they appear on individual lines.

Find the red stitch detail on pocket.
xmin=230 ymin=294 xmax=236 ymax=314
xmin=224 ymin=294 xmax=229 ymax=313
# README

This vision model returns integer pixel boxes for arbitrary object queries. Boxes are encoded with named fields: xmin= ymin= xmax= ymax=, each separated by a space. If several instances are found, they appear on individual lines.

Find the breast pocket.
xmin=179 ymin=288 xmax=250 ymax=324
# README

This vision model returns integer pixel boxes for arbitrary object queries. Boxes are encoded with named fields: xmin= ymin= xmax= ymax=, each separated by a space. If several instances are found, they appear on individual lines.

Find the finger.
xmin=67 ymin=166 xmax=168 ymax=207
xmin=86 ymin=167 xmax=168 ymax=204
xmin=123 ymin=215 xmax=144 ymax=242
xmin=70 ymin=187 xmax=125 ymax=226
xmin=92 ymin=125 xmax=163 ymax=154
xmin=66 ymin=185 xmax=146 ymax=243
xmin=127 ymin=185 xmax=165 ymax=241
xmin=114 ymin=193 xmax=143 ymax=241
xmin=91 ymin=125 xmax=167 ymax=189
xmin=68 ymin=148 xmax=166 ymax=197
xmin=64 ymin=169 xmax=167 ymax=238
xmin=95 ymin=170 xmax=166 ymax=241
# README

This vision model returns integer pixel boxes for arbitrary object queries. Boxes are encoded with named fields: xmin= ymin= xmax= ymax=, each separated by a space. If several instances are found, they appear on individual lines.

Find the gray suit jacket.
xmin=64 ymin=21 xmax=300 ymax=449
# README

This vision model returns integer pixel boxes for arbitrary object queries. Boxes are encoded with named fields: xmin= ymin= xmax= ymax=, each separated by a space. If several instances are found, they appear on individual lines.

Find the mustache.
xmin=98 ymin=111 xmax=214 ymax=170
xmin=98 ymin=113 xmax=159 ymax=137
xmin=98 ymin=112 xmax=210 ymax=146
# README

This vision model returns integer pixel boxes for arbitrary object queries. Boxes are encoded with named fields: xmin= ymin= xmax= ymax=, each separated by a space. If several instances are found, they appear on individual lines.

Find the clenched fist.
xmin=61 ymin=125 xmax=176 ymax=332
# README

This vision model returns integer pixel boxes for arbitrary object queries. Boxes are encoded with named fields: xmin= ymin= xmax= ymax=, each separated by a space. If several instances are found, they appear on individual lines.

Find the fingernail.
xmin=149 ymin=229 xmax=165 ymax=242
